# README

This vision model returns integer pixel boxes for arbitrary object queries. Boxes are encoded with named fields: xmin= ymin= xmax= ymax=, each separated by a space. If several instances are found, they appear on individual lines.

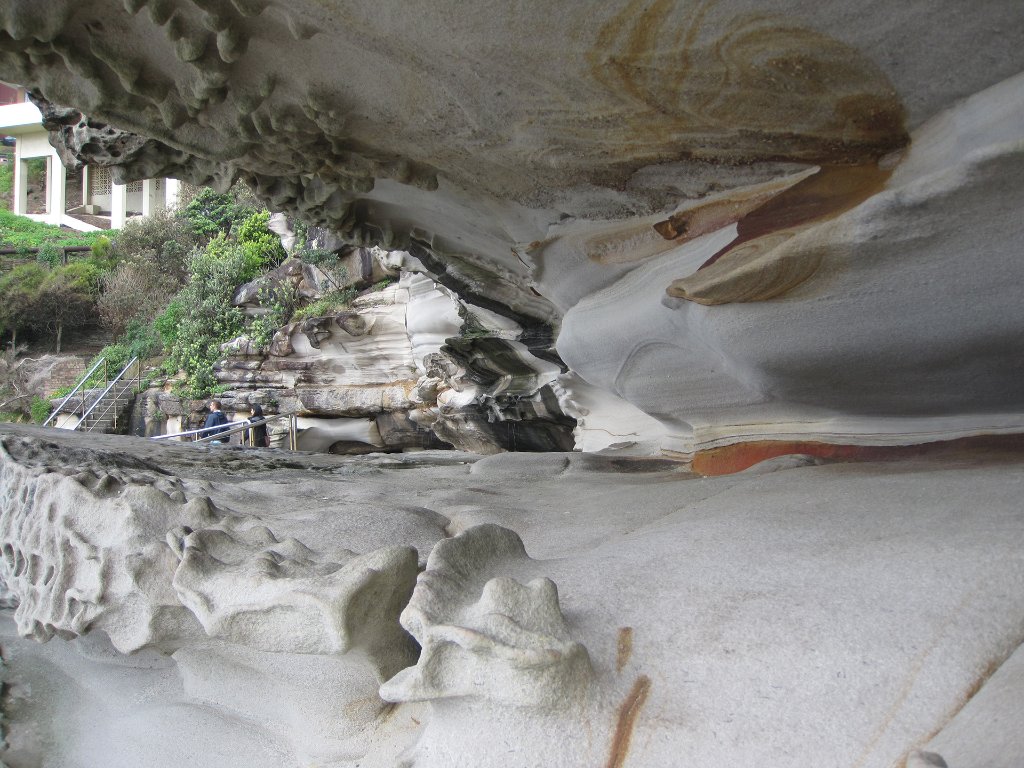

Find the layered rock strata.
xmin=4 ymin=0 xmax=1023 ymax=458
xmin=155 ymin=262 xmax=576 ymax=455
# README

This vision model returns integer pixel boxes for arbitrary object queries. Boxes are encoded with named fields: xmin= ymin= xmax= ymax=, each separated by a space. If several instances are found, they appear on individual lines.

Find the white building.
xmin=0 ymin=84 xmax=179 ymax=231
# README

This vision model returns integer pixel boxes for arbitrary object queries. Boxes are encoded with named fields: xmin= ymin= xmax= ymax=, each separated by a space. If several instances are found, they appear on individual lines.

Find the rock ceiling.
xmin=2 ymin=0 xmax=1023 ymax=454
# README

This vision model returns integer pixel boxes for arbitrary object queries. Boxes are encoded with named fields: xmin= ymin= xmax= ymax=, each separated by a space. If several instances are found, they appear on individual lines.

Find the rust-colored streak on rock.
xmin=691 ymin=434 xmax=1024 ymax=476
xmin=667 ymin=227 xmax=818 ymax=304
xmin=665 ymin=162 xmax=895 ymax=304
xmin=698 ymin=162 xmax=891 ymax=271
xmin=605 ymin=675 xmax=652 ymax=768
xmin=616 ymin=627 xmax=634 ymax=672
xmin=652 ymin=179 xmax=796 ymax=242
xmin=587 ymin=5 xmax=908 ymax=169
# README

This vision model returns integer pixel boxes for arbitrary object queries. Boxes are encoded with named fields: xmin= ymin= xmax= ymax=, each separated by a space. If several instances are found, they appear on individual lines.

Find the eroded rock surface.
xmin=3 ymin=2 xmax=1024 ymax=766
xmin=4 ymin=0 xmax=1023 ymax=456
xmin=2 ymin=426 xmax=1023 ymax=767
xmin=196 ymin=267 xmax=576 ymax=454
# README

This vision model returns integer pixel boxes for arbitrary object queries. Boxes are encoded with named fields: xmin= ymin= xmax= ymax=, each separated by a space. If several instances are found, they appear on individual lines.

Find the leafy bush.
xmin=90 ymin=235 xmax=112 ymax=261
xmin=30 ymin=395 xmax=51 ymax=424
xmin=236 ymin=210 xmax=287 ymax=273
xmin=291 ymin=287 xmax=357 ymax=321
xmin=154 ymin=295 xmax=185 ymax=349
xmin=181 ymin=186 xmax=257 ymax=239
xmin=162 ymin=239 xmax=251 ymax=398
xmin=110 ymin=209 xmax=199 ymax=281
xmin=36 ymin=242 xmax=63 ymax=268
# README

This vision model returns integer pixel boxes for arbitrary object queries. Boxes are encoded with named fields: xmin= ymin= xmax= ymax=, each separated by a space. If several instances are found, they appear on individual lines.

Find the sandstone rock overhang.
xmin=3 ymin=1 xmax=1023 ymax=458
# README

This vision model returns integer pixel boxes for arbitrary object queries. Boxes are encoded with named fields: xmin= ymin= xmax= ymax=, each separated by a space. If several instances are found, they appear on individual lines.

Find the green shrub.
xmin=36 ymin=242 xmax=63 ymax=268
xmin=162 ymin=238 xmax=251 ymax=398
xmin=91 ymin=235 xmax=112 ymax=261
xmin=109 ymin=209 xmax=199 ymax=280
xmin=236 ymin=210 xmax=287 ymax=273
xmin=30 ymin=395 xmax=51 ymax=424
xmin=181 ymin=186 xmax=257 ymax=239
xmin=121 ymin=318 xmax=162 ymax=361
xmin=154 ymin=295 xmax=185 ymax=348
xmin=291 ymin=287 xmax=357 ymax=321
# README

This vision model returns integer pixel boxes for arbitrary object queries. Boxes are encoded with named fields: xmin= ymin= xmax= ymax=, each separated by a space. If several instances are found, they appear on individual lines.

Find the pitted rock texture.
xmin=2 ymin=425 xmax=1024 ymax=768
xmin=0 ymin=426 xmax=446 ymax=765
xmin=4 ymin=1 xmax=1023 ymax=455
xmin=381 ymin=524 xmax=592 ymax=709
xmin=0 ymin=435 xmax=212 ymax=652
xmin=170 ymin=522 xmax=418 ymax=671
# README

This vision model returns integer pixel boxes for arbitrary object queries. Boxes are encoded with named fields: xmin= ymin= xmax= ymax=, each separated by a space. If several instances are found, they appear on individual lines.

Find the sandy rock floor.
xmin=1 ymin=424 xmax=1022 ymax=767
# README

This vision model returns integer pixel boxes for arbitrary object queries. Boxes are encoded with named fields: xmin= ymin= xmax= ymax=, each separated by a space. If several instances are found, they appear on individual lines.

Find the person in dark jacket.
xmin=248 ymin=404 xmax=269 ymax=448
xmin=203 ymin=400 xmax=229 ymax=444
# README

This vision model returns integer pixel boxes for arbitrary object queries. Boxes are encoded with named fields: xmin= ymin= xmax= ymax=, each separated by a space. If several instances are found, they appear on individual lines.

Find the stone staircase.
xmin=46 ymin=357 xmax=142 ymax=434
xmin=76 ymin=375 xmax=138 ymax=433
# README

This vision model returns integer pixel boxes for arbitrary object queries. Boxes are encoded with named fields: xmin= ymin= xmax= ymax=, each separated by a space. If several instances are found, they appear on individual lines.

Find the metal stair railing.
xmin=75 ymin=357 xmax=142 ymax=433
xmin=152 ymin=411 xmax=299 ymax=449
xmin=43 ymin=356 xmax=108 ymax=427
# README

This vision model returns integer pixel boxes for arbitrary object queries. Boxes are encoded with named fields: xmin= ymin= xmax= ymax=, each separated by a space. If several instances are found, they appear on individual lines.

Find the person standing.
xmin=203 ymin=400 xmax=229 ymax=444
xmin=248 ymin=404 xmax=270 ymax=448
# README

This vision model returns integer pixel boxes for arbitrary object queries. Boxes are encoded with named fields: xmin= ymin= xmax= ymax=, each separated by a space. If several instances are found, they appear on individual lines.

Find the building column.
xmin=82 ymin=165 xmax=90 ymax=209
xmin=47 ymin=153 xmax=66 ymax=226
xmin=164 ymin=178 xmax=181 ymax=210
xmin=110 ymin=181 xmax=128 ymax=229
xmin=13 ymin=152 xmax=27 ymax=215
xmin=143 ymin=178 xmax=166 ymax=216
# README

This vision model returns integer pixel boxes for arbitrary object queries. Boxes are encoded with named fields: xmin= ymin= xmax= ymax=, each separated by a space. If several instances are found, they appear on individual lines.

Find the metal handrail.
xmin=80 ymin=358 xmax=142 ymax=433
xmin=153 ymin=410 xmax=299 ymax=449
xmin=43 ymin=356 xmax=107 ymax=426
xmin=75 ymin=357 xmax=139 ymax=431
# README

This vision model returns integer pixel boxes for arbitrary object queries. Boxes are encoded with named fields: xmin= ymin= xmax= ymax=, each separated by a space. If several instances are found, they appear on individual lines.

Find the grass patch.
xmin=0 ymin=208 xmax=115 ymax=251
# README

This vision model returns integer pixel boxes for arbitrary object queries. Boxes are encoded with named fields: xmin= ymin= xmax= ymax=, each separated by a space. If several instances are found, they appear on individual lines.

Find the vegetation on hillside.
xmin=1 ymin=182 xmax=382 ymax=417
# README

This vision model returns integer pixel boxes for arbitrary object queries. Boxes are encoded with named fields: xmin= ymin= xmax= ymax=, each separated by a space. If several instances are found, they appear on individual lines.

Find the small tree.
xmin=162 ymin=239 xmax=250 ymax=397
xmin=29 ymin=261 xmax=101 ymax=352
xmin=181 ymin=186 xmax=257 ymax=239
xmin=0 ymin=262 xmax=47 ymax=347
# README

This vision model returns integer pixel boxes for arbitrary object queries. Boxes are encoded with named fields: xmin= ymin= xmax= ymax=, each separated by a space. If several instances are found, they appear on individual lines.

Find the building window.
xmin=90 ymin=167 xmax=112 ymax=195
